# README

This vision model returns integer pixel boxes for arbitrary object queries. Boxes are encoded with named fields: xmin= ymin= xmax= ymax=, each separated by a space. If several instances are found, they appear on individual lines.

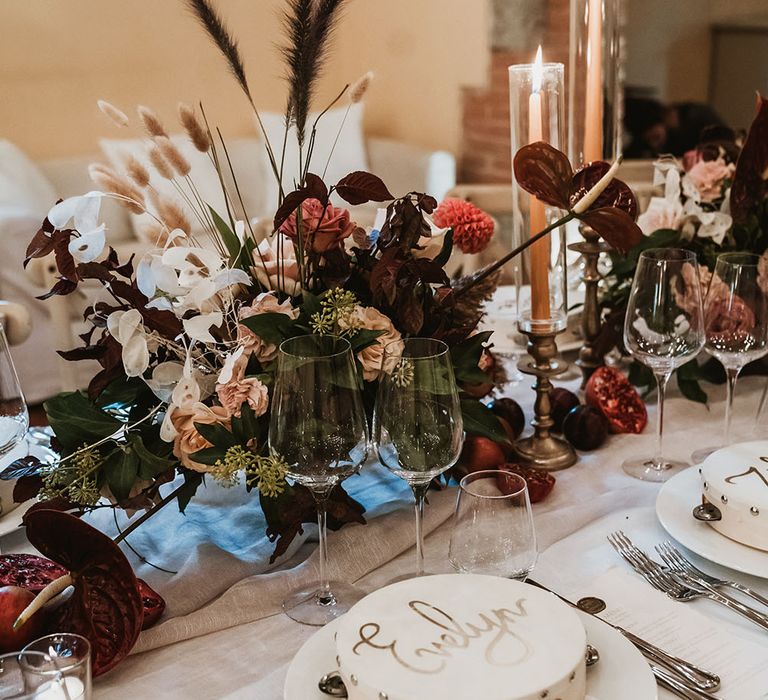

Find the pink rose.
xmin=238 ymin=292 xmax=299 ymax=363
xmin=684 ymin=159 xmax=734 ymax=203
xmin=279 ymin=198 xmax=355 ymax=254
xmin=216 ymin=359 xmax=269 ymax=418
xmin=251 ymin=232 xmax=301 ymax=295
xmin=171 ymin=402 xmax=231 ymax=472
xmin=339 ymin=305 xmax=402 ymax=381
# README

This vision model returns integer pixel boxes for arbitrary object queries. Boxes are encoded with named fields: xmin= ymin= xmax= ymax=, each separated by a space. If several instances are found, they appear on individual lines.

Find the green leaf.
xmin=193 ymin=421 xmax=238 ymax=449
xmin=451 ymin=331 xmax=493 ymax=385
xmin=130 ymin=434 xmax=176 ymax=479
xmin=460 ymin=399 xmax=509 ymax=443
xmin=209 ymin=206 xmax=245 ymax=267
xmin=676 ymin=360 xmax=709 ymax=405
xmin=188 ymin=445 xmax=228 ymax=466
xmin=44 ymin=391 xmax=122 ymax=452
xmin=177 ymin=471 xmax=204 ymax=513
xmin=103 ymin=448 xmax=139 ymax=502
xmin=240 ymin=312 xmax=297 ymax=346
xmin=350 ymin=328 xmax=384 ymax=353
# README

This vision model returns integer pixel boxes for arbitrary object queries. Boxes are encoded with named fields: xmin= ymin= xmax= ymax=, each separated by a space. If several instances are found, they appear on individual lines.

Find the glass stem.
xmin=724 ymin=366 xmax=740 ymax=446
xmin=412 ymin=482 xmax=430 ymax=577
xmin=312 ymin=490 xmax=334 ymax=606
xmin=652 ymin=371 xmax=671 ymax=471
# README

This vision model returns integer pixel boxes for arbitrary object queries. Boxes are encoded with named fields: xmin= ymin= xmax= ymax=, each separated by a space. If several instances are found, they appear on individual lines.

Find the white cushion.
xmin=100 ymin=135 xmax=267 ymax=240
xmin=0 ymin=141 xmax=57 ymax=218
xmin=258 ymin=103 xmax=368 ymax=209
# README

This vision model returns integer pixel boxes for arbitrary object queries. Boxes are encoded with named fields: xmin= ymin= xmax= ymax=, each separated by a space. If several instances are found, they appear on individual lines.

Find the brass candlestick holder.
xmin=515 ymin=325 xmax=577 ymax=471
xmin=568 ymin=224 xmax=612 ymax=386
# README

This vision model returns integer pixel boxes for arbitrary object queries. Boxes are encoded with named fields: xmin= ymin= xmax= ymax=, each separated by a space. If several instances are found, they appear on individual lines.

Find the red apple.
xmin=0 ymin=586 xmax=46 ymax=653
xmin=460 ymin=436 xmax=506 ymax=472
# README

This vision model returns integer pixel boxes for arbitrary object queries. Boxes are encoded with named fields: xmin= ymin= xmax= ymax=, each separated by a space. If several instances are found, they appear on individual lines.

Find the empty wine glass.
xmin=448 ymin=470 xmax=537 ymax=579
xmin=0 ymin=322 xmax=28 ymax=456
xmin=373 ymin=338 xmax=464 ymax=577
xmin=691 ymin=253 xmax=768 ymax=462
xmin=269 ymin=335 xmax=369 ymax=625
xmin=622 ymin=249 xmax=705 ymax=481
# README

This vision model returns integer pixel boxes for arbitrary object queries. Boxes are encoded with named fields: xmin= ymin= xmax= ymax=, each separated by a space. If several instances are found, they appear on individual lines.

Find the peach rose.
xmin=341 ymin=305 xmax=403 ymax=381
xmin=684 ymin=159 xmax=734 ymax=203
xmin=238 ymin=292 xmax=299 ymax=363
xmin=251 ymin=232 xmax=301 ymax=295
xmin=171 ymin=402 xmax=231 ymax=472
xmin=216 ymin=358 xmax=269 ymax=417
xmin=279 ymin=198 xmax=355 ymax=254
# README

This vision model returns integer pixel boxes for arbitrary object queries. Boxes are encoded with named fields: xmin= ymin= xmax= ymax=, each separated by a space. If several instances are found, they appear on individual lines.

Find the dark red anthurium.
xmin=513 ymin=141 xmax=643 ymax=254
xmin=731 ymin=94 xmax=768 ymax=224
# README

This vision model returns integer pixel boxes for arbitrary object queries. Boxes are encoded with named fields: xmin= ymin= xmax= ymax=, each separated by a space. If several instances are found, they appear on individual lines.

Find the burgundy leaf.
xmin=415 ymin=192 xmax=438 ymax=214
xmin=24 ymin=510 xmax=143 ymax=676
xmin=58 ymin=345 xmax=106 ymax=362
xmin=272 ymin=173 xmax=329 ymax=231
xmin=577 ymin=207 xmax=643 ymax=254
xmin=13 ymin=475 xmax=43 ymax=503
xmin=52 ymin=230 xmax=78 ymax=282
xmin=24 ymin=224 xmax=56 ymax=268
xmin=36 ymin=278 xmax=77 ymax=300
xmin=570 ymin=162 xmax=639 ymax=220
xmin=335 ymin=171 xmax=394 ymax=205
xmin=513 ymin=141 xmax=573 ymax=209
xmin=731 ymin=94 xmax=768 ymax=223
xmin=370 ymin=247 xmax=406 ymax=306
xmin=1 ymin=455 xmax=43 ymax=481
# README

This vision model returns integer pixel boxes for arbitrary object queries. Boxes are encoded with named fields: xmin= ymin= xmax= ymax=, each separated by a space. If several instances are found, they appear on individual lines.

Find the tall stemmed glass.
xmin=373 ymin=338 xmax=464 ymax=577
xmin=269 ymin=335 xmax=369 ymax=625
xmin=623 ymin=249 xmax=705 ymax=481
xmin=692 ymin=253 xmax=768 ymax=462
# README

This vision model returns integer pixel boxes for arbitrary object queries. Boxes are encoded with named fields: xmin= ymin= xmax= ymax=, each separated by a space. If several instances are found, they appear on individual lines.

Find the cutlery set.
xmin=608 ymin=530 xmax=768 ymax=699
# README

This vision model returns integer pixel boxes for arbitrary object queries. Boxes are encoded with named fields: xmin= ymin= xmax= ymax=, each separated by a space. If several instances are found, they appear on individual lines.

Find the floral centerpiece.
xmin=0 ymin=0 xmax=644 ymax=674
xmin=599 ymin=95 xmax=768 ymax=400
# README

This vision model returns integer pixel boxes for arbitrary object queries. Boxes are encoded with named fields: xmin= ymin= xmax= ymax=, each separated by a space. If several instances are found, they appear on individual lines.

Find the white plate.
xmin=283 ymin=608 xmax=656 ymax=700
xmin=656 ymin=466 xmax=768 ymax=580
xmin=0 ymin=438 xmax=57 ymax=538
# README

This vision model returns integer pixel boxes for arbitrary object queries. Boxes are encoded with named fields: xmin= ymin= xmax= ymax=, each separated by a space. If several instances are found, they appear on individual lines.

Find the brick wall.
xmin=460 ymin=0 xmax=571 ymax=183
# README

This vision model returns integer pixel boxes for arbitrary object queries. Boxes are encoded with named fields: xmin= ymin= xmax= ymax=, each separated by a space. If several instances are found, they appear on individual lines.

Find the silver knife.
xmin=526 ymin=579 xmax=721 ymax=692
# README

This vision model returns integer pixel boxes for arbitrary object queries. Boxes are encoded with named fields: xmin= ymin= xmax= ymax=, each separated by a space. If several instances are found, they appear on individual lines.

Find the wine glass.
xmin=622 ymin=248 xmax=705 ymax=481
xmin=372 ymin=337 xmax=464 ymax=577
xmin=268 ymin=334 xmax=369 ymax=625
xmin=448 ymin=469 xmax=537 ymax=579
xmin=692 ymin=253 xmax=768 ymax=462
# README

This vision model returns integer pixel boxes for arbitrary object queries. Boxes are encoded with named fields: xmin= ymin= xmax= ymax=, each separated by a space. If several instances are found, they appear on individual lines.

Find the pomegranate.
xmin=496 ymin=463 xmax=556 ymax=503
xmin=563 ymin=405 xmax=608 ymax=451
xmin=137 ymin=579 xmax=166 ymax=630
xmin=0 ymin=586 xmax=46 ymax=653
xmin=0 ymin=554 xmax=68 ymax=592
xmin=460 ymin=436 xmax=506 ymax=472
xmin=585 ymin=366 xmax=647 ymax=434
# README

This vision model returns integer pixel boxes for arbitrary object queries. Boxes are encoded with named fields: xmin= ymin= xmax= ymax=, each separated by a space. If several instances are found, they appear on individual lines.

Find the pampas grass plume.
xmin=153 ymin=193 xmax=192 ymax=234
xmin=138 ymin=105 xmax=168 ymax=137
xmin=88 ymin=164 xmax=145 ymax=215
xmin=155 ymin=136 xmax=192 ymax=177
xmin=123 ymin=154 xmax=151 ymax=188
xmin=97 ymin=100 xmax=129 ymax=128
xmin=147 ymin=145 xmax=175 ymax=180
xmin=349 ymin=71 xmax=373 ymax=103
xmin=178 ymin=103 xmax=211 ymax=152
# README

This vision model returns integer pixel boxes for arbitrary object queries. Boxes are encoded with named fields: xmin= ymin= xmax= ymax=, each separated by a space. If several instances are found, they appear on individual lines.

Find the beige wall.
xmin=0 ymin=0 xmax=490 ymax=160
xmin=625 ymin=0 xmax=768 ymax=104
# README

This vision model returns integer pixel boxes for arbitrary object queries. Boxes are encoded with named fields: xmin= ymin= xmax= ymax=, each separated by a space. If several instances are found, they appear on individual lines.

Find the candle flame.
xmin=532 ymin=46 xmax=543 ymax=93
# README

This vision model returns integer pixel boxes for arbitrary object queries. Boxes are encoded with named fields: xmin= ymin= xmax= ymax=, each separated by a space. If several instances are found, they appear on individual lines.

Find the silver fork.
xmin=608 ymin=531 xmax=768 ymax=632
xmin=656 ymin=541 xmax=768 ymax=609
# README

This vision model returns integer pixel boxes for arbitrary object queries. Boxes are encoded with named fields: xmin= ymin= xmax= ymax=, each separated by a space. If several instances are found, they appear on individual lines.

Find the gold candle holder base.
xmin=568 ymin=224 xmax=612 ymax=387
xmin=514 ymin=326 xmax=577 ymax=471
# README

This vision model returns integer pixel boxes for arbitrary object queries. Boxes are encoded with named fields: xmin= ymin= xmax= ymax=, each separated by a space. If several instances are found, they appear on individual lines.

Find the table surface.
xmin=3 ymin=365 xmax=767 ymax=699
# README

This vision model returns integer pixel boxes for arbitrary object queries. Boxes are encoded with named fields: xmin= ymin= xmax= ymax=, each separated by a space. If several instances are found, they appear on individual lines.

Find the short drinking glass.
xmin=19 ymin=633 xmax=92 ymax=699
xmin=449 ymin=470 xmax=537 ymax=580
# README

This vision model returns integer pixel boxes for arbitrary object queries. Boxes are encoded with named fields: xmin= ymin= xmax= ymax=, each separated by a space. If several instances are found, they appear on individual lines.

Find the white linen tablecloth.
xmin=4 ymin=368 xmax=767 ymax=699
